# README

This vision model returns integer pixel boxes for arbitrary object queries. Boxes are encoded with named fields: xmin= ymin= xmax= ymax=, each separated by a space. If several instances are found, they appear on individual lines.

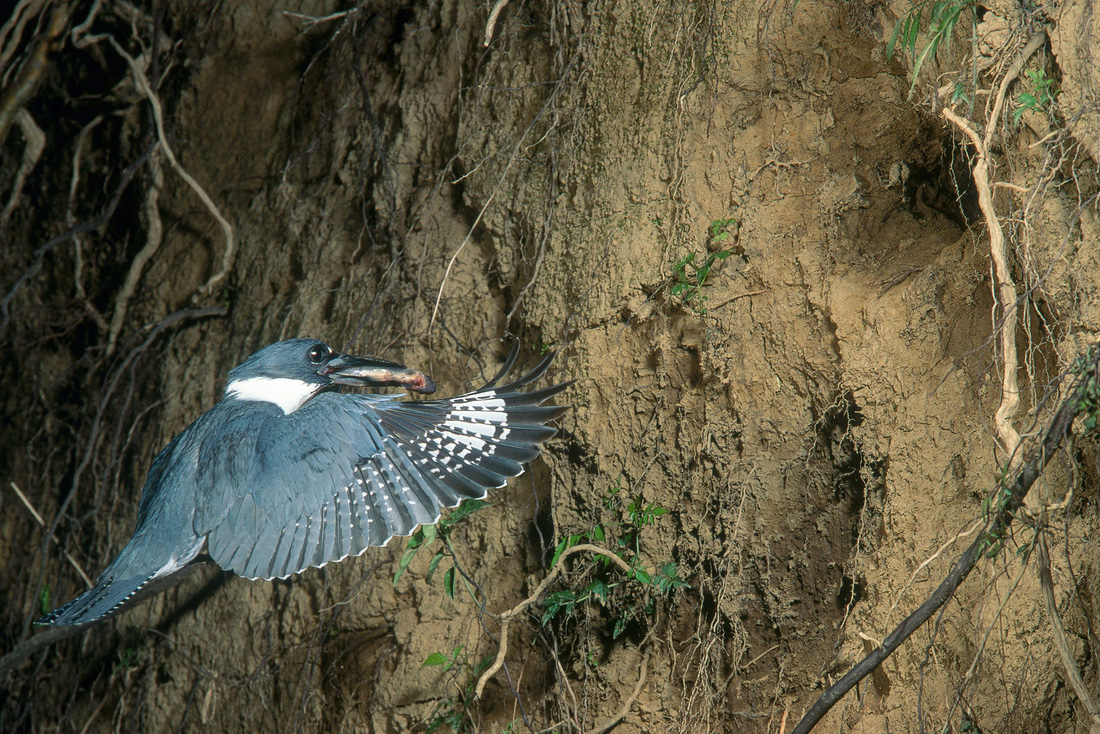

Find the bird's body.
xmin=40 ymin=339 xmax=568 ymax=626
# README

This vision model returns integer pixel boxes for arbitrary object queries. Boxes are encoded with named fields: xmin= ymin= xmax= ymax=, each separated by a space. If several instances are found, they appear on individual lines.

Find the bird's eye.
xmin=308 ymin=345 xmax=328 ymax=364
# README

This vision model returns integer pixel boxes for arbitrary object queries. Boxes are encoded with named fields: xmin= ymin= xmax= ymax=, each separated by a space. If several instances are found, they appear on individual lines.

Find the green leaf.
xmin=393 ymin=545 xmax=420 ymax=586
xmin=473 ymin=654 xmax=495 ymax=676
xmin=587 ymin=579 xmax=609 ymax=604
xmin=39 ymin=584 xmax=50 ymax=615
xmin=423 ymin=652 xmax=449 ymax=667
xmin=540 ymin=589 xmax=578 ymax=625
xmin=420 ymin=523 xmax=437 ymax=545
xmin=551 ymin=534 xmax=582 ymax=567
xmin=443 ymin=567 xmax=456 ymax=599
xmin=426 ymin=550 xmax=445 ymax=583
xmin=654 ymin=562 xmax=689 ymax=593
xmin=445 ymin=499 xmax=492 ymax=527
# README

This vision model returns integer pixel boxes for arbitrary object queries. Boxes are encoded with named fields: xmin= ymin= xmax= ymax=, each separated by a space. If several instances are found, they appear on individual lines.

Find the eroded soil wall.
xmin=3 ymin=1 xmax=1099 ymax=732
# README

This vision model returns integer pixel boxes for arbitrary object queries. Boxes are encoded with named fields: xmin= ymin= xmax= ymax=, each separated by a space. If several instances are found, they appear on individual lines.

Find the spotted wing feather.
xmin=205 ymin=351 xmax=569 ymax=580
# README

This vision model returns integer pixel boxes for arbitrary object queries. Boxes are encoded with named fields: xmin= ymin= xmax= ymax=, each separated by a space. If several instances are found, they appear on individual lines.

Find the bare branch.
xmin=790 ymin=347 xmax=1099 ymax=734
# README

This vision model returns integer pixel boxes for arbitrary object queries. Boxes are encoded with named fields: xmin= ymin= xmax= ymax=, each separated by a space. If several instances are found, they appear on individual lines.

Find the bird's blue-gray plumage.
xmin=39 ymin=339 xmax=568 ymax=626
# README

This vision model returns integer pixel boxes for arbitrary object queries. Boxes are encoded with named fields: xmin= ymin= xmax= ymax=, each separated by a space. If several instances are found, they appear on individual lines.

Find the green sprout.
xmin=887 ymin=1 xmax=976 ymax=92
xmin=393 ymin=499 xmax=491 ymax=599
xmin=671 ymin=218 xmax=737 ymax=314
xmin=1012 ymin=68 xmax=1059 ymax=125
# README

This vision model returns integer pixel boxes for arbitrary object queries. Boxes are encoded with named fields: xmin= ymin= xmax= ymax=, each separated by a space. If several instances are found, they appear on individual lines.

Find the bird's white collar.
xmin=225 ymin=377 xmax=319 ymax=414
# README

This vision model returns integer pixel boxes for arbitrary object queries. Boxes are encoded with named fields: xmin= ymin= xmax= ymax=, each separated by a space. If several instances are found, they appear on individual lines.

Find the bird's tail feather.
xmin=38 ymin=536 xmax=204 ymax=626
xmin=37 ymin=569 xmax=157 ymax=626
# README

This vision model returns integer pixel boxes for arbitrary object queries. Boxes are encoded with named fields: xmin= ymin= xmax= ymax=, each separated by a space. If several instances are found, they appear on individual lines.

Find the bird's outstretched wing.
xmin=204 ymin=349 xmax=570 ymax=580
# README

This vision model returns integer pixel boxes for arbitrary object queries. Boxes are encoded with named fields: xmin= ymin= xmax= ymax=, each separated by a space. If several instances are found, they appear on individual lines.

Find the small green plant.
xmin=949 ymin=80 xmax=970 ymax=106
xmin=707 ymin=217 xmax=737 ymax=246
xmin=393 ymin=499 xmax=491 ymax=599
xmin=887 ymin=1 xmax=976 ymax=91
xmin=541 ymin=477 xmax=687 ymax=638
xmin=1012 ymin=68 xmax=1059 ymax=125
xmin=978 ymin=479 xmax=1014 ymax=558
xmin=671 ymin=218 xmax=737 ymax=314
xmin=38 ymin=584 xmax=50 ymax=616
xmin=1073 ymin=350 xmax=1100 ymax=433
xmin=421 ymin=646 xmax=495 ymax=732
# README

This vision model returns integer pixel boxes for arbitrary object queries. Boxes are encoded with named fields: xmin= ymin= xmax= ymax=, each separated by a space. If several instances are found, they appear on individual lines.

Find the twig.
xmin=1037 ymin=532 xmax=1100 ymax=729
xmin=708 ymin=289 xmax=769 ymax=311
xmin=107 ymin=36 xmax=236 ymax=298
xmin=283 ymin=8 xmax=359 ymax=25
xmin=790 ymin=347 xmax=1098 ymax=734
xmin=953 ymin=539 xmax=1034 ymax=703
xmin=77 ymin=694 xmax=110 ymax=734
xmin=887 ymin=517 xmax=982 ymax=617
xmin=483 ymin=0 xmax=510 ymax=46
xmin=0 ymin=622 xmax=93 ymax=675
xmin=474 ymin=543 xmax=633 ymax=698
xmin=584 ymin=650 xmax=649 ymax=734
xmin=9 ymin=481 xmax=93 ymax=587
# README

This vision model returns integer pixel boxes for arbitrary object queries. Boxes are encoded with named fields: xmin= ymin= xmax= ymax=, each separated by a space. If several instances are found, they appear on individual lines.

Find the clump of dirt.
xmin=3 ymin=0 xmax=1100 ymax=732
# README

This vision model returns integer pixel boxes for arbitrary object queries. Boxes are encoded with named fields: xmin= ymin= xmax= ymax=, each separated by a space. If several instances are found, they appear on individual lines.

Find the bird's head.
xmin=224 ymin=339 xmax=436 ymax=414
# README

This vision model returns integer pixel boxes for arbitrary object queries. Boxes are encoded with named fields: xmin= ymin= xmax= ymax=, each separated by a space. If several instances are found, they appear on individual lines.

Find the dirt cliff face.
xmin=3 ymin=0 xmax=1099 ymax=731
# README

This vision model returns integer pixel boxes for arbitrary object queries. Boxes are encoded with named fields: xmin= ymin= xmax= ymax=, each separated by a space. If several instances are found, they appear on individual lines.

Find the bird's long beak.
xmin=323 ymin=354 xmax=437 ymax=394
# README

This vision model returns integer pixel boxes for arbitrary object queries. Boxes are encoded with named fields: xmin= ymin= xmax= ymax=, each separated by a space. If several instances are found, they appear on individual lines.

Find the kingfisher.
xmin=39 ymin=339 xmax=569 ymax=626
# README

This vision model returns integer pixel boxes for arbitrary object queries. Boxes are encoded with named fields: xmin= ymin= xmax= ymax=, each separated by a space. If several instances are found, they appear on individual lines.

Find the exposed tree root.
xmin=940 ymin=30 xmax=1047 ymax=505
xmin=0 ymin=143 xmax=155 ymax=333
xmin=1 ymin=109 xmax=43 ymax=225
xmin=107 ymin=35 xmax=236 ymax=299
xmin=106 ymin=151 xmax=164 ymax=356
xmin=0 ymin=4 xmax=66 ymax=146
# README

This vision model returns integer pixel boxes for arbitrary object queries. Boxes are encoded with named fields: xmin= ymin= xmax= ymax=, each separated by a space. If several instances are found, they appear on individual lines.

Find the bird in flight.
xmin=39 ymin=339 xmax=569 ymax=626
